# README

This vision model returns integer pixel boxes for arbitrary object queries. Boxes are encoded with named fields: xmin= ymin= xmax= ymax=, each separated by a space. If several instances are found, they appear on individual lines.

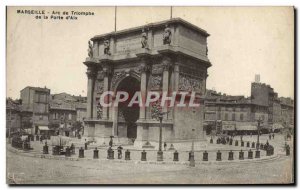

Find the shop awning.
xmin=38 ymin=126 xmax=49 ymax=131
xmin=272 ymin=123 xmax=284 ymax=129
xmin=222 ymin=124 xmax=257 ymax=131
xmin=222 ymin=125 xmax=236 ymax=131
xmin=236 ymin=125 xmax=257 ymax=131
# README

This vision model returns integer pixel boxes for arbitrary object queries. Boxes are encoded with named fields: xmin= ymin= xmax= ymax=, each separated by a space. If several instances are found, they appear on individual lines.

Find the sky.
xmin=6 ymin=6 xmax=294 ymax=99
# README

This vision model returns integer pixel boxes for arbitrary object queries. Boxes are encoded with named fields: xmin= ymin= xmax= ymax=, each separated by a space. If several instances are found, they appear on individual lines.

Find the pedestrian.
xmin=272 ymin=133 xmax=275 ymax=139
xmin=269 ymin=134 xmax=271 ymax=140
xmin=164 ymin=142 xmax=167 ymax=151
xmin=117 ymin=145 xmax=123 ymax=159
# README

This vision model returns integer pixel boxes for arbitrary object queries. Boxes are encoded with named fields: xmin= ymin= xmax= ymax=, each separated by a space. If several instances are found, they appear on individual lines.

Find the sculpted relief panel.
xmin=149 ymin=75 xmax=162 ymax=91
xmin=149 ymin=64 xmax=163 ymax=91
xmin=178 ymin=74 xmax=202 ymax=93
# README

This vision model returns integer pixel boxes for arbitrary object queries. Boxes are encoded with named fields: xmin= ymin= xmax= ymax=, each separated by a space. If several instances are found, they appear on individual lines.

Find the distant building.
xmin=6 ymin=98 xmax=22 ymax=136
xmin=49 ymin=93 xmax=87 ymax=136
xmin=251 ymin=82 xmax=294 ymax=132
xmin=20 ymin=86 xmax=50 ymax=135
xmin=279 ymin=97 xmax=294 ymax=130
xmin=204 ymin=90 xmax=268 ymax=135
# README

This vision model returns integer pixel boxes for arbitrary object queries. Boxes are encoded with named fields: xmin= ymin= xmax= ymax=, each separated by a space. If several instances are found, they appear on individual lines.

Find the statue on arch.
xmin=104 ymin=39 xmax=111 ymax=55
xmin=88 ymin=40 xmax=93 ymax=58
xmin=141 ymin=28 xmax=149 ymax=49
xmin=163 ymin=24 xmax=172 ymax=45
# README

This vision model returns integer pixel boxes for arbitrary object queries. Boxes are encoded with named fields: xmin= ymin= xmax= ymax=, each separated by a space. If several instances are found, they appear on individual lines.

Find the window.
xmin=224 ymin=113 xmax=228 ymax=120
xmin=217 ymin=112 xmax=221 ymax=120
xmin=240 ymin=114 xmax=244 ymax=121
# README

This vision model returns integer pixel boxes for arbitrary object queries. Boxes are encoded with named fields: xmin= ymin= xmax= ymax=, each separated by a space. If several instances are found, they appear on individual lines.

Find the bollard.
xmin=216 ymin=150 xmax=222 ymax=161
xmin=210 ymin=137 xmax=213 ymax=144
xmin=270 ymin=146 xmax=274 ymax=155
xmin=239 ymin=150 xmax=244 ymax=160
xmin=125 ymin=150 xmax=131 ymax=160
xmin=118 ymin=149 xmax=122 ymax=159
xmin=84 ymin=142 xmax=88 ymax=150
xmin=266 ymin=146 xmax=271 ymax=156
xmin=65 ymin=147 xmax=71 ymax=157
xmin=52 ymin=146 xmax=58 ymax=155
xmin=173 ymin=151 xmax=179 ymax=161
xmin=246 ymin=141 xmax=250 ymax=148
xmin=70 ymin=144 xmax=75 ymax=155
xmin=107 ymin=147 xmax=114 ymax=159
xmin=248 ymin=149 xmax=253 ymax=159
xmin=252 ymin=142 xmax=255 ymax=148
xmin=189 ymin=151 xmax=195 ymax=167
xmin=203 ymin=151 xmax=208 ymax=161
xmin=228 ymin=150 xmax=234 ymax=161
xmin=23 ymin=141 xmax=29 ymax=150
xmin=93 ymin=148 xmax=99 ymax=159
xmin=241 ymin=141 xmax=244 ymax=147
xmin=286 ymin=145 xmax=290 ymax=156
xmin=79 ymin=147 xmax=84 ymax=158
xmin=255 ymin=150 xmax=260 ymax=158
xmin=235 ymin=140 xmax=238 ymax=146
xmin=141 ymin=150 xmax=147 ymax=161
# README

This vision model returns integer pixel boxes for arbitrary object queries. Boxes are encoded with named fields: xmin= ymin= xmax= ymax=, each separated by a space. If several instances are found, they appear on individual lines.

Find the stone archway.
xmin=116 ymin=76 xmax=140 ymax=141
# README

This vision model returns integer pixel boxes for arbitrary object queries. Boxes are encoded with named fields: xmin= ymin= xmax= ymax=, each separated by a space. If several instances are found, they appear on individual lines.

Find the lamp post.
xmin=157 ymin=113 xmax=163 ymax=161
xmin=257 ymin=117 xmax=263 ymax=150
xmin=189 ymin=128 xmax=195 ymax=167
xmin=151 ymin=103 xmax=168 ymax=162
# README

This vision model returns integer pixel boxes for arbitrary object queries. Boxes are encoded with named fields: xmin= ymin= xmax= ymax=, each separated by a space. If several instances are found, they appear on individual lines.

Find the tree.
xmin=72 ymin=121 xmax=83 ymax=132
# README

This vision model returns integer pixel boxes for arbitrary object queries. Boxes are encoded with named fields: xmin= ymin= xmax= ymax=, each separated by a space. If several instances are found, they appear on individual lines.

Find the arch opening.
xmin=116 ymin=76 xmax=140 ymax=140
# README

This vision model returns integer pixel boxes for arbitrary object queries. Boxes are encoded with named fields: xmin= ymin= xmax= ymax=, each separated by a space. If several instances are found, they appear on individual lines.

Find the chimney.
xmin=255 ymin=74 xmax=260 ymax=83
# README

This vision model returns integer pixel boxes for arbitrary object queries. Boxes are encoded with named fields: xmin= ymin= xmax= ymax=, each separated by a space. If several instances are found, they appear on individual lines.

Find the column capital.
xmin=102 ymin=65 xmax=112 ymax=77
xmin=86 ymin=67 xmax=97 ymax=79
xmin=161 ymin=56 xmax=173 ymax=71
xmin=173 ymin=62 xmax=180 ymax=72
xmin=140 ymin=62 xmax=151 ymax=73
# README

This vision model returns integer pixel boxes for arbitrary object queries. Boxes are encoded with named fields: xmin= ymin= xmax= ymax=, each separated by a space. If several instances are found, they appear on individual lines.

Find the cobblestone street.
xmin=6 ymin=149 xmax=293 ymax=184
xmin=6 ymin=134 xmax=294 ymax=184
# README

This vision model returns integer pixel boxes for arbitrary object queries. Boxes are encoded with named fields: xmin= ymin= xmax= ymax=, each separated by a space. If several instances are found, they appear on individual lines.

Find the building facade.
xmin=20 ymin=86 xmax=50 ymax=135
xmin=6 ymin=98 xmax=22 ymax=136
xmin=204 ymin=90 xmax=268 ymax=135
xmin=83 ymin=18 xmax=211 ymax=147
xmin=49 ymin=93 xmax=87 ymax=136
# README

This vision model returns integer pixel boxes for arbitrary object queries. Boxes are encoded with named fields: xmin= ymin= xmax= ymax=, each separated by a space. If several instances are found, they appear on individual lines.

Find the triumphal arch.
xmin=83 ymin=18 xmax=211 ymax=148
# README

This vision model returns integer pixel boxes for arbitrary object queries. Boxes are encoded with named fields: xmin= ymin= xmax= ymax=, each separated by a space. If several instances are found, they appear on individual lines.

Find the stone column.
xmin=102 ymin=66 xmax=111 ymax=119
xmin=139 ymin=62 xmax=148 ymax=120
xmin=85 ymin=67 xmax=96 ymax=138
xmin=162 ymin=57 xmax=172 ymax=120
xmin=86 ymin=67 xmax=96 ymax=119
xmin=174 ymin=63 xmax=180 ymax=92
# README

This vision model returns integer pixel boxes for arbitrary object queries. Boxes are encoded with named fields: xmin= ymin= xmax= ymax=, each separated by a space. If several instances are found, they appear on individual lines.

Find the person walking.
xmin=164 ymin=142 xmax=167 ymax=151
